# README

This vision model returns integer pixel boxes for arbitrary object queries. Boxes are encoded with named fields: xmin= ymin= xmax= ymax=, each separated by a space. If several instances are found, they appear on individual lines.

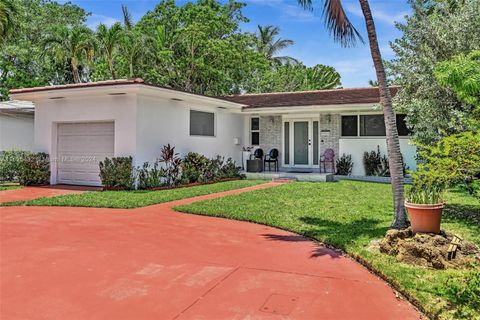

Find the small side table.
xmin=246 ymin=159 xmax=263 ymax=172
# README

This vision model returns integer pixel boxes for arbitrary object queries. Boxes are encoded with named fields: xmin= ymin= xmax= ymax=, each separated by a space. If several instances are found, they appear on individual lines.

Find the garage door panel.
xmin=57 ymin=122 xmax=114 ymax=186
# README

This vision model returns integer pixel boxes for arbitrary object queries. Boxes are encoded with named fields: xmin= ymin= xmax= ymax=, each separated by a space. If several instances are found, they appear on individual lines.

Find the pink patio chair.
xmin=320 ymin=149 xmax=335 ymax=173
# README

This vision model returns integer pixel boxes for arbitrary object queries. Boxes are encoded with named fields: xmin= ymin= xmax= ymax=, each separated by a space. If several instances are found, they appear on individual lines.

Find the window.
xmin=251 ymin=117 xmax=259 ymax=145
xmin=190 ymin=110 xmax=215 ymax=136
xmin=396 ymin=114 xmax=410 ymax=136
xmin=360 ymin=115 xmax=386 ymax=136
xmin=341 ymin=116 xmax=358 ymax=136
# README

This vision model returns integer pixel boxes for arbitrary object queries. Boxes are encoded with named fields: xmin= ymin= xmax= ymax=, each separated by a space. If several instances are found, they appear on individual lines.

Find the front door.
xmin=293 ymin=121 xmax=309 ymax=166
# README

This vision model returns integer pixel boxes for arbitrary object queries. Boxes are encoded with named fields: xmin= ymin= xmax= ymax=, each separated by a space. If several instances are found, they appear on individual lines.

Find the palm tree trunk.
xmin=71 ymin=59 xmax=81 ymax=84
xmin=358 ymin=0 xmax=408 ymax=229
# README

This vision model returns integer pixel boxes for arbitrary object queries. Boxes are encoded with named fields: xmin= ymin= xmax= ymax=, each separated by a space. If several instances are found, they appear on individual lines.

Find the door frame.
xmin=282 ymin=116 xmax=320 ymax=168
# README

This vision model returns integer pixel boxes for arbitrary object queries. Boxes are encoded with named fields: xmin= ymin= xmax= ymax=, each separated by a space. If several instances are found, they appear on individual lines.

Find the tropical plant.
xmin=182 ymin=152 xmax=211 ymax=183
xmin=363 ymin=147 xmax=381 ymax=176
xmin=0 ymin=150 xmax=28 ymax=182
xmin=96 ymin=23 xmax=123 ymax=80
xmin=137 ymin=161 xmax=163 ymax=189
xmin=406 ymin=185 xmax=444 ymax=205
xmin=0 ymin=0 xmax=16 ymax=44
xmin=254 ymin=25 xmax=297 ymax=65
xmin=18 ymin=152 xmax=50 ymax=186
xmin=159 ymin=144 xmax=182 ymax=186
xmin=43 ymin=25 xmax=95 ymax=83
xmin=297 ymin=0 xmax=408 ymax=228
xmin=99 ymin=156 xmax=135 ymax=190
xmin=335 ymin=154 xmax=353 ymax=176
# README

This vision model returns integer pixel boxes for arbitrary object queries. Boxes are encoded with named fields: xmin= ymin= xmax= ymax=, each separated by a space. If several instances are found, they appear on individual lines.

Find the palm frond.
xmin=122 ymin=4 xmax=133 ymax=30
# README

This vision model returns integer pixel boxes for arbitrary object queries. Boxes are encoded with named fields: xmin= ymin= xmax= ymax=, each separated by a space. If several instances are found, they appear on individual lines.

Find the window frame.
xmin=250 ymin=117 xmax=260 ymax=146
xmin=340 ymin=113 xmax=411 ymax=138
xmin=189 ymin=108 xmax=216 ymax=137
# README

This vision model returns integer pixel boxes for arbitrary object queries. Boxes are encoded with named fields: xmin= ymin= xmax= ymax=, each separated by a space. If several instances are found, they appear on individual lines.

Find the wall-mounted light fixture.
xmin=49 ymin=97 xmax=65 ymax=100
xmin=171 ymin=98 xmax=184 ymax=102
xmin=108 ymin=92 xmax=126 ymax=96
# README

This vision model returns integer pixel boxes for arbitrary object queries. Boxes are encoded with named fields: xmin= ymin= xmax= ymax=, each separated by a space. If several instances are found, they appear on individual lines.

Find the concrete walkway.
xmin=0 ymin=182 xmax=421 ymax=319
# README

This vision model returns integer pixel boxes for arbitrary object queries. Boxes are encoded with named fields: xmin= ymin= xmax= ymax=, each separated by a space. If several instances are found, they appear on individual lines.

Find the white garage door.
xmin=57 ymin=122 xmax=114 ymax=186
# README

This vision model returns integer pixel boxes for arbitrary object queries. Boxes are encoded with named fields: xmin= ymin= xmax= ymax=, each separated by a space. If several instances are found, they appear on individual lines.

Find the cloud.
xmin=87 ymin=14 xmax=120 ymax=30
xmin=345 ymin=3 xmax=408 ymax=26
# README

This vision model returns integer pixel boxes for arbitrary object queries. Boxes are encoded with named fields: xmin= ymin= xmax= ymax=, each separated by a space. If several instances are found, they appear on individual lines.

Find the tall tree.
xmin=297 ymin=0 xmax=408 ymax=229
xmin=255 ymin=25 xmax=297 ymax=64
xmin=96 ymin=22 xmax=123 ymax=80
xmin=0 ymin=0 xmax=16 ymax=44
xmin=43 ymin=25 xmax=94 ymax=83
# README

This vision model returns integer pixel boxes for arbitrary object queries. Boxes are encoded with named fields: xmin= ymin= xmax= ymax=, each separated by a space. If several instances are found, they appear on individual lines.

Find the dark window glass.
xmin=360 ymin=115 xmax=386 ymax=136
xmin=341 ymin=116 xmax=358 ymax=136
xmin=251 ymin=132 xmax=259 ymax=145
xmin=396 ymin=114 xmax=410 ymax=136
xmin=190 ymin=110 xmax=215 ymax=136
xmin=251 ymin=117 xmax=259 ymax=131
xmin=313 ymin=121 xmax=319 ymax=165
xmin=284 ymin=122 xmax=289 ymax=164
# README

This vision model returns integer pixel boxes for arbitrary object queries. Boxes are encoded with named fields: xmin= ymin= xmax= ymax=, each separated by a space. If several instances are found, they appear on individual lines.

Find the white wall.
xmin=34 ymin=95 xmax=137 ymax=184
xmin=339 ymin=138 xmax=417 ymax=175
xmin=136 ymin=95 xmax=244 ymax=166
xmin=0 ymin=112 xmax=35 ymax=151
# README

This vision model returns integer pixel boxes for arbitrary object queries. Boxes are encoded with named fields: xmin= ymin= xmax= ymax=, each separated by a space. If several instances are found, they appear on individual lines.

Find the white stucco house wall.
xmin=0 ymin=101 xmax=35 ymax=151
xmin=9 ymin=79 xmax=417 ymax=186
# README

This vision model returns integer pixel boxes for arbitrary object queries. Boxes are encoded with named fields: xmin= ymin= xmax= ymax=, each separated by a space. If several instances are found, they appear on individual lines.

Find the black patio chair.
xmin=264 ymin=148 xmax=279 ymax=172
xmin=252 ymin=148 xmax=264 ymax=160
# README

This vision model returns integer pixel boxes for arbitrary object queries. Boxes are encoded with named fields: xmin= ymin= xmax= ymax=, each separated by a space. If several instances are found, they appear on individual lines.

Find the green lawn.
xmin=0 ymin=184 xmax=21 ymax=191
xmin=1 ymin=180 xmax=266 ymax=208
xmin=175 ymin=180 xmax=480 ymax=320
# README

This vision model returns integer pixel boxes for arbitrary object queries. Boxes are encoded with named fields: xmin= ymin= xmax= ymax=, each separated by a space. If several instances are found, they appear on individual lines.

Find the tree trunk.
xmin=72 ymin=59 xmax=81 ymax=84
xmin=358 ymin=0 xmax=409 ymax=229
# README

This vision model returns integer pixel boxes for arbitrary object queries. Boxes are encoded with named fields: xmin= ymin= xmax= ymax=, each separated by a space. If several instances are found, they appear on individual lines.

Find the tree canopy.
xmin=0 ymin=0 xmax=342 ymax=99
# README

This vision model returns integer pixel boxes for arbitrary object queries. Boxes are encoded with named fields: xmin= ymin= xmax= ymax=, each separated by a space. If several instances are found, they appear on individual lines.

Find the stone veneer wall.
xmin=259 ymin=115 xmax=282 ymax=161
xmin=319 ymin=114 xmax=340 ymax=161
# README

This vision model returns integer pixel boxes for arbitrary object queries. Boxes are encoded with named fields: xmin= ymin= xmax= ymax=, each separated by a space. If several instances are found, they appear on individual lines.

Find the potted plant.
xmin=405 ymin=186 xmax=444 ymax=234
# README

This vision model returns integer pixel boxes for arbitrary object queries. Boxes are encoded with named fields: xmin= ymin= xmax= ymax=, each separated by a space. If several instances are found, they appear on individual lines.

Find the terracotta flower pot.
xmin=405 ymin=202 xmax=444 ymax=234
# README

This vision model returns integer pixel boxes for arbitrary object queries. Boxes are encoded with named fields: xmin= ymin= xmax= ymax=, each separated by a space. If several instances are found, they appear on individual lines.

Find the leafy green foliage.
xmin=0 ymin=150 xmax=28 ymax=182
xmin=137 ymin=161 xmax=163 ymax=190
xmin=412 ymin=132 xmax=480 ymax=195
xmin=389 ymin=0 xmax=480 ymax=143
xmin=159 ymin=144 xmax=182 ymax=187
xmin=406 ymin=185 xmax=443 ymax=204
xmin=99 ymin=156 xmax=135 ymax=190
xmin=18 ymin=152 xmax=50 ymax=186
xmin=363 ymin=146 xmax=381 ymax=176
xmin=439 ymin=270 xmax=480 ymax=319
xmin=254 ymin=24 xmax=296 ymax=64
xmin=0 ymin=0 xmax=17 ymax=44
xmin=181 ymin=152 xmax=211 ymax=183
xmin=335 ymin=153 xmax=353 ymax=175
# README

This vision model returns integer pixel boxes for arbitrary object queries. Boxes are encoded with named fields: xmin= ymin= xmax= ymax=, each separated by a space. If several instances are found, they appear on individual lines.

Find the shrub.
xmin=99 ymin=156 xmax=135 ymax=190
xmin=137 ymin=161 xmax=163 ymax=190
xmin=218 ymin=157 xmax=243 ymax=179
xmin=159 ymin=144 xmax=182 ymax=187
xmin=438 ymin=270 xmax=480 ymax=319
xmin=18 ymin=152 xmax=50 ymax=186
xmin=363 ymin=146 xmax=381 ymax=176
xmin=336 ymin=154 xmax=353 ymax=175
xmin=0 ymin=150 xmax=28 ymax=182
xmin=182 ymin=152 xmax=211 ymax=183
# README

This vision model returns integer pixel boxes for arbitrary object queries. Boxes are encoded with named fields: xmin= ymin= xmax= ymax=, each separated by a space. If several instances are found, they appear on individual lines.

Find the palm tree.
xmin=96 ymin=23 xmax=123 ymax=80
xmin=298 ymin=0 xmax=409 ymax=229
xmin=43 ymin=26 xmax=95 ymax=83
xmin=255 ymin=25 xmax=297 ymax=65
xmin=0 ymin=0 xmax=16 ymax=44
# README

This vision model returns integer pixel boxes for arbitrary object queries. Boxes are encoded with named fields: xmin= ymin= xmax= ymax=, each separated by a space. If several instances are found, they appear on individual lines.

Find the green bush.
xmin=182 ymin=152 xmax=211 ymax=183
xmin=218 ymin=156 xmax=243 ymax=179
xmin=99 ymin=157 xmax=135 ymax=190
xmin=18 ymin=152 xmax=50 ymax=186
xmin=0 ymin=150 xmax=29 ymax=182
xmin=137 ymin=161 xmax=164 ymax=190
xmin=336 ymin=154 xmax=353 ymax=175
xmin=363 ymin=146 xmax=381 ymax=176
xmin=439 ymin=270 xmax=480 ymax=319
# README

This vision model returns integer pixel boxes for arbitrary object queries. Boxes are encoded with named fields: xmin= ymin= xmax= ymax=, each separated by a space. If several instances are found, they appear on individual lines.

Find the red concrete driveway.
xmin=0 ymin=183 xmax=421 ymax=319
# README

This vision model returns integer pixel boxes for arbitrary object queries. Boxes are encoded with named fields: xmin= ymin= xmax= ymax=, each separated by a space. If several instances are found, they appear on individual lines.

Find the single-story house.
xmin=8 ymin=78 xmax=416 ymax=186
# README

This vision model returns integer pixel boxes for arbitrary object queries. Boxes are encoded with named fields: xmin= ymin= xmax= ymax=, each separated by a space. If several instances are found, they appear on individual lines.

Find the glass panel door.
xmin=294 ymin=121 xmax=309 ymax=165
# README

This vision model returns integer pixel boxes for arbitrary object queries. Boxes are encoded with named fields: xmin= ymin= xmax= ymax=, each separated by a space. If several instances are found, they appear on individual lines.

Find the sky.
xmin=61 ymin=0 xmax=412 ymax=88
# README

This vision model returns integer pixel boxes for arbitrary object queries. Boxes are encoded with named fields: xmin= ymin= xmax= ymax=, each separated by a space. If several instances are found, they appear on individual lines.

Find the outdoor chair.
xmin=264 ymin=148 xmax=279 ymax=172
xmin=320 ymin=148 xmax=335 ymax=173
xmin=252 ymin=148 xmax=264 ymax=160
